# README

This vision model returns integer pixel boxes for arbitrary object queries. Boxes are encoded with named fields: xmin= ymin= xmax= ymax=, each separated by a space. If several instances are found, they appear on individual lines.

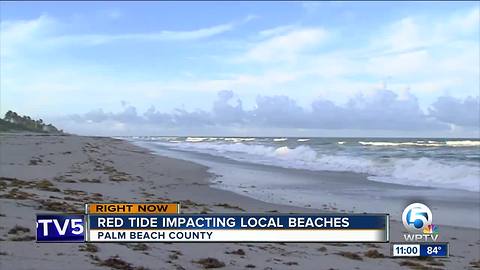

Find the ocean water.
xmin=128 ymin=136 xmax=480 ymax=192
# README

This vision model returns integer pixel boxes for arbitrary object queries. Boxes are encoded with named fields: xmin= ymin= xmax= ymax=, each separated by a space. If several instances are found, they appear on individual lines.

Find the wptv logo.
xmin=402 ymin=203 xmax=439 ymax=242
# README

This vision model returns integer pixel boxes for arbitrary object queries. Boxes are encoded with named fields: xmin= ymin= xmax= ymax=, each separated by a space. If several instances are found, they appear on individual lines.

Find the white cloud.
xmin=429 ymin=96 xmax=480 ymax=127
xmin=0 ymin=14 xmax=246 ymax=53
xmin=53 ymin=23 xmax=236 ymax=45
xmin=258 ymin=24 xmax=298 ymax=37
xmin=242 ymin=28 xmax=329 ymax=63
xmin=69 ymin=90 xmax=480 ymax=133
xmin=381 ymin=17 xmax=428 ymax=52
xmin=217 ymin=6 xmax=477 ymax=104
xmin=370 ymin=7 xmax=479 ymax=56
xmin=0 ymin=15 xmax=56 ymax=57
xmin=366 ymin=50 xmax=431 ymax=77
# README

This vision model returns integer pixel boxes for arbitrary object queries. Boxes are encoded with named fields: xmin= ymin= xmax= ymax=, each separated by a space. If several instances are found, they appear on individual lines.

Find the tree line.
xmin=1 ymin=110 xmax=62 ymax=133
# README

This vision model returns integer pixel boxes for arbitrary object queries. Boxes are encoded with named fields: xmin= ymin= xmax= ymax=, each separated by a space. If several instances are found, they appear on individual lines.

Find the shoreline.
xmin=1 ymin=133 xmax=478 ymax=269
xmin=135 ymin=140 xmax=480 ymax=229
xmin=129 ymin=136 xmax=480 ymax=193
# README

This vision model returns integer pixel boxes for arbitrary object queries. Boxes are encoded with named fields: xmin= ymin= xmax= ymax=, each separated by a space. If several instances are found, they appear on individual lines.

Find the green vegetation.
xmin=0 ymin=111 xmax=62 ymax=133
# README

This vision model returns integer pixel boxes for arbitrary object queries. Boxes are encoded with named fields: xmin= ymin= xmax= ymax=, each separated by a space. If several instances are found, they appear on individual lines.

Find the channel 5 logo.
xmin=36 ymin=214 xmax=85 ymax=242
xmin=402 ymin=203 xmax=439 ymax=241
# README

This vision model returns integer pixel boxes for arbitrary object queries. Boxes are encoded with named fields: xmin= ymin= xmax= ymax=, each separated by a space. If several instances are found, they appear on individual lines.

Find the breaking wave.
xmin=359 ymin=140 xmax=480 ymax=147
xmin=152 ymin=141 xmax=479 ymax=192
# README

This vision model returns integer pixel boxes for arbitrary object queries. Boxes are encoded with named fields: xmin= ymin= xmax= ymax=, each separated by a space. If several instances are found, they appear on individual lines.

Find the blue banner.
xmin=419 ymin=243 xmax=448 ymax=257
xmin=88 ymin=214 xmax=387 ymax=230
xmin=36 ymin=214 xmax=85 ymax=242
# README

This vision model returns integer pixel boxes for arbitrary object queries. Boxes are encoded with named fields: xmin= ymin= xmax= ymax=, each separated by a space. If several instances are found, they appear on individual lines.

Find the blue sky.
xmin=1 ymin=2 xmax=479 ymax=136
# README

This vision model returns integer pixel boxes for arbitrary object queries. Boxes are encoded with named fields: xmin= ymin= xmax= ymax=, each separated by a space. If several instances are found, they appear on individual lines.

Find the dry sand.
xmin=0 ymin=133 xmax=478 ymax=270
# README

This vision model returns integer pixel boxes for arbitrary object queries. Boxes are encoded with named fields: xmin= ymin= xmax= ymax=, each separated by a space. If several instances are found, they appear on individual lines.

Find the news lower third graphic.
xmin=87 ymin=214 xmax=387 ymax=242
xmin=391 ymin=202 xmax=448 ymax=257
xmin=35 ymin=201 xmax=450 ymax=257
xmin=36 ymin=203 xmax=389 ymax=243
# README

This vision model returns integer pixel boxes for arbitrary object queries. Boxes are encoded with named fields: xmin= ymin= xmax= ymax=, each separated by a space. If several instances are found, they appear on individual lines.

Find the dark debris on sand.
xmin=7 ymin=225 xmax=35 ymax=241
xmin=469 ymin=260 xmax=480 ymax=269
xmin=8 ymin=225 xmax=30 ymax=234
xmin=399 ymin=260 xmax=443 ymax=270
xmin=214 ymin=203 xmax=245 ymax=212
xmin=126 ymin=243 xmax=150 ymax=251
xmin=193 ymin=257 xmax=226 ymax=269
xmin=9 ymin=235 xmax=35 ymax=241
xmin=335 ymin=251 xmax=363 ymax=261
xmin=364 ymin=249 xmax=385 ymax=258
xmin=317 ymin=246 xmax=327 ymax=252
xmin=37 ymin=199 xmax=80 ymax=212
xmin=79 ymin=243 xmax=99 ymax=253
xmin=225 ymin=249 xmax=246 ymax=256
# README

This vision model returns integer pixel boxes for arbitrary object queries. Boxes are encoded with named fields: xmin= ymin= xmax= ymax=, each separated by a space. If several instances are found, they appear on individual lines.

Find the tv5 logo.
xmin=36 ymin=214 xmax=85 ymax=242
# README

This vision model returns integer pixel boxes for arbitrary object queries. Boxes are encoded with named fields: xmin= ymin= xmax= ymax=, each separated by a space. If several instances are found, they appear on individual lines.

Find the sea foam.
xmin=152 ymin=141 xmax=479 ymax=192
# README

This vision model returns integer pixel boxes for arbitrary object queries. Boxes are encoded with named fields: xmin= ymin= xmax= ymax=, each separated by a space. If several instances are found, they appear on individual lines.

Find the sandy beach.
xmin=1 ymin=133 xmax=479 ymax=270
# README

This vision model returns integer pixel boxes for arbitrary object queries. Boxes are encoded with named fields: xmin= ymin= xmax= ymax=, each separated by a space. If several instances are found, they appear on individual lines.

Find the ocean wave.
xmin=369 ymin=157 xmax=479 ymax=191
xmin=445 ymin=140 xmax=480 ymax=147
xmin=359 ymin=141 xmax=404 ymax=146
xmin=151 ymin=141 xmax=479 ymax=192
xmin=224 ymin=138 xmax=255 ymax=142
xmin=297 ymin=139 xmax=310 ymax=142
xmin=358 ymin=140 xmax=479 ymax=147
xmin=273 ymin=138 xmax=288 ymax=142
xmin=185 ymin=137 xmax=208 ymax=142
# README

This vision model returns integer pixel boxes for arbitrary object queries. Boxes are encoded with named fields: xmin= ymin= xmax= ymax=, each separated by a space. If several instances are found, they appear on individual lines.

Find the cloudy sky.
xmin=1 ymin=2 xmax=479 ymax=137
